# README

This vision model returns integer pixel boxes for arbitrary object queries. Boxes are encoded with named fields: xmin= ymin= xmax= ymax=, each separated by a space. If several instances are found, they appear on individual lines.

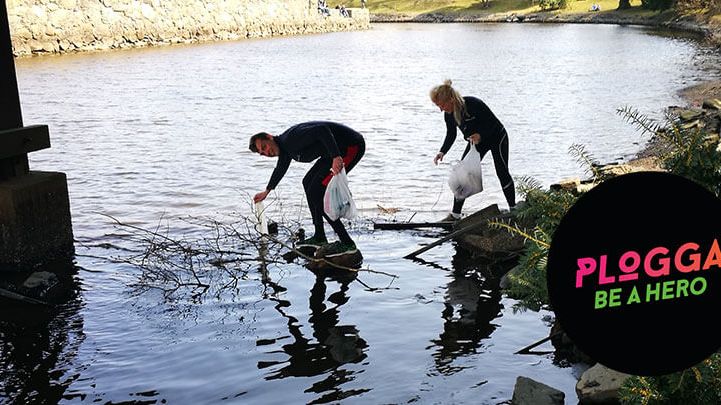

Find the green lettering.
xmin=676 ymin=279 xmax=689 ymax=297
xmin=690 ymin=277 xmax=707 ymax=296
xmin=595 ymin=290 xmax=608 ymax=309
xmin=609 ymin=288 xmax=622 ymax=307
xmin=662 ymin=280 xmax=675 ymax=300
xmin=627 ymin=286 xmax=641 ymax=304
xmin=646 ymin=282 xmax=660 ymax=302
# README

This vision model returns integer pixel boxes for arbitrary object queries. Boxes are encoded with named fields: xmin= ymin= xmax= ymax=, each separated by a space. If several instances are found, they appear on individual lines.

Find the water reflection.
xmin=257 ymin=268 xmax=369 ymax=403
xmin=429 ymin=248 xmax=513 ymax=375
xmin=0 ymin=268 xmax=84 ymax=404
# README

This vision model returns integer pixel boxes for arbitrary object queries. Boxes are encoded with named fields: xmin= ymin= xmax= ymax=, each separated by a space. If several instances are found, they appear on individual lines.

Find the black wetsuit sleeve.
xmin=440 ymin=113 xmax=459 ymax=154
xmin=266 ymin=154 xmax=292 ymax=191
xmin=316 ymin=125 xmax=342 ymax=158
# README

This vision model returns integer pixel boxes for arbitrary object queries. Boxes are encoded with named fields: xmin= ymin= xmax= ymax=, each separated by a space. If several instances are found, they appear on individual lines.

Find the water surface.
xmin=3 ymin=22 xmax=719 ymax=404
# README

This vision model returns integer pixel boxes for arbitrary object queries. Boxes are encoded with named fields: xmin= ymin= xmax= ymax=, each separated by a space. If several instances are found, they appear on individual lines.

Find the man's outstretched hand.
xmin=254 ymin=190 xmax=270 ymax=203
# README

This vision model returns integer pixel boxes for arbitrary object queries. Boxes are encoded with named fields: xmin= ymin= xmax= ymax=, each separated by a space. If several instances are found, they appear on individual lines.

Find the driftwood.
xmin=373 ymin=222 xmax=454 ymax=230
xmin=515 ymin=331 xmax=564 ymax=355
xmin=0 ymin=286 xmax=48 ymax=306
xmin=403 ymin=220 xmax=490 ymax=259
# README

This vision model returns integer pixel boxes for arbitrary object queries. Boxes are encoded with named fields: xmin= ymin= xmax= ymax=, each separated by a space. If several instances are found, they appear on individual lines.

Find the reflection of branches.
xmin=101 ymin=197 xmax=397 ymax=300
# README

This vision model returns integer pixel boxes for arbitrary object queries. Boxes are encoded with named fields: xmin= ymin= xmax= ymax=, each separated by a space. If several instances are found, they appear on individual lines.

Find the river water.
xmin=2 ymin=23 xmax=719 ymax=404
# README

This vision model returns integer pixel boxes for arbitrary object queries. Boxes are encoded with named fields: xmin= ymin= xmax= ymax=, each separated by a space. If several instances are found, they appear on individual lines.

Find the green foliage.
xmin=618 ymin=106 xmax=721 ymax=197
xmin=641 ymin=0 xmax=674 ymax=10
xmin=539 ymin=0 xmax=568 ymax=10
xmin=492 ymin=175 xmax=579 ymax=310
xmin=619 ymin=353 xmax=721 ymax=405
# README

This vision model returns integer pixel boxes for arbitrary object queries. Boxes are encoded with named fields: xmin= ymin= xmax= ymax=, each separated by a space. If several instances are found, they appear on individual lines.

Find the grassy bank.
xmin=328 ymin=0 xmax=651 ymax=17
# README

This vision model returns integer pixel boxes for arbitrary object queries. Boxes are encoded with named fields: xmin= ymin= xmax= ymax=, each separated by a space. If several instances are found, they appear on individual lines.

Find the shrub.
xmin=539 ymin=0 xmax=568 ymax=10
xmin=641 ymin=0 xmax=675 ymax=10
xmin=620 ymin=353 xmax=721 ymax=404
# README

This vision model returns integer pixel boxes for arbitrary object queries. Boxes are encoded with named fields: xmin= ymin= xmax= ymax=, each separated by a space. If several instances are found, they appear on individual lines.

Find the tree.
xmin=618 ymin=0 xmax=632 ymax=9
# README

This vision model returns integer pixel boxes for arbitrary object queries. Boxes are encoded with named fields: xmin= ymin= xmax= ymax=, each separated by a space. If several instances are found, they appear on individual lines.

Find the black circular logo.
xmin=547 ymin=172 xmax=721 ymax=376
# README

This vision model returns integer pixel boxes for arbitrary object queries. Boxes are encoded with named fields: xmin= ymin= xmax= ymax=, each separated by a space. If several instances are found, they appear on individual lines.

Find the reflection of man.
xmin=258 ymin=273 xmax=368 ymax=393
xmin=249 ymin=121 xmax=365 ymax=257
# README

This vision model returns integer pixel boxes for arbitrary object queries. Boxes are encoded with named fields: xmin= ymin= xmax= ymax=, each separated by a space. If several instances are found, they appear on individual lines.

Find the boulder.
xmin=453 ymin=204 xmax=528 ymax=259
xmin=512 ymin=376 xmax=565 ymax=405
xmin=702 ymin=98 xmax=721 ymax=110
xmin=307 ymin=249 xmax=363 ymax=271
xmin=550 ymin=177 xmax=580 ymax=192
xmin=677 ymin=109 xmax=703 ymax=122
xmin=576 ymin=363 xmax=631 ymax=404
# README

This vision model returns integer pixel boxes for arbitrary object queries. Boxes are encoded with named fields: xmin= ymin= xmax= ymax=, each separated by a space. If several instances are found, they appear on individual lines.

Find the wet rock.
xmin=512 ymin=376 xmax=565 ymax=405
xmin=22 ymin=271 xmax=58 ymax=290
xmin=550 ymin=321 xmax=595 ymax=365
xmin=499 ymin=265 xmax=523 ymax=289
xmin=453 ymin=204 xmax=529 ymax=260
xmin=307 ymin=250 xmax=363 ymax=271
xmin=576 ymin=363 xmax=631 ymax=404
xmin=677 ymin=109 xmax=704 ymax=122
xmin=703 ymin=98 xmax=721 ymax=110
xmin=550 ymin=177 xmax=580 ymax=191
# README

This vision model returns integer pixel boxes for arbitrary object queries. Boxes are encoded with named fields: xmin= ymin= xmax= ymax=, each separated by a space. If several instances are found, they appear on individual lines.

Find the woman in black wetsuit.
xmin=430 ymin=80 xmax=516 ymax=221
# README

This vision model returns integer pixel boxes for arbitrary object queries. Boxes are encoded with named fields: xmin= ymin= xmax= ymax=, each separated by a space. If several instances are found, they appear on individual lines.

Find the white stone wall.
xmin=7 ymin=0 xmax=370 ymax=56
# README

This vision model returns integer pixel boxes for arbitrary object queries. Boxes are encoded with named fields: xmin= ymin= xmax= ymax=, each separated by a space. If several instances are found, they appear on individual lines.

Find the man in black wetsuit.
xmin=430 ymin=80 xmax=516 ymax=221
xmin=250 ymin=121 xmax=365 ymax=257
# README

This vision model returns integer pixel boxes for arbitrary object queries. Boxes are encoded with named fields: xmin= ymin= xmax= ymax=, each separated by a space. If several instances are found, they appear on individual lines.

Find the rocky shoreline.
xmin=370 ymin=8 xmax=721 ymax=46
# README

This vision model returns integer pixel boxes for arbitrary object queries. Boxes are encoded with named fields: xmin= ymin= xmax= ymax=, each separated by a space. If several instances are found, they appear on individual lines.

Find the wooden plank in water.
xmin=373 ymin=222 xmax=454 ymax=230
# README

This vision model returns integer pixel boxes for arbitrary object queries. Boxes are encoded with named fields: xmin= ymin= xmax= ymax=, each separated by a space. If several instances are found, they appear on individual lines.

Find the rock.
xmin=576 ymin=181 xmax=597 ymax=194
xmin=702 ymin=98 xmax=721 ymax=110
xmin=499 ymin=265 xmax=522 ymax=289
xmin=307 ymin=249 xmax=363 ymax=271
xmin=22 ymin=271 xmax=58 ymax=290
xmin=512 ymin=376 xmax=565 ymax=405
xmin=454 ymin=204 xmax=529 ymax=259
xmin=550 ymin=321 xmax=596 ymax=365
xmin=678 ymin=109 xmax=703 ymax=122
xmin=550 ymin=177 xmax=580 ymax=191
xmin=576 ymin=363 xmax=631 ymax=404
xmin=596 ymin=163 xmax=643 ymax=179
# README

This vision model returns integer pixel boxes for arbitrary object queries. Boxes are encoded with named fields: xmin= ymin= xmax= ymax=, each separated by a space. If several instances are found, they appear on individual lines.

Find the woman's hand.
xmin=469 ymin=133 xmax=481 ymax=145
xmin=331 ymin=156 xmax=344 ymax=175
xmin=434 ymin=152 xmax=445 ymax=165
xmin=254 ymin=190 xmax=270 ymax=203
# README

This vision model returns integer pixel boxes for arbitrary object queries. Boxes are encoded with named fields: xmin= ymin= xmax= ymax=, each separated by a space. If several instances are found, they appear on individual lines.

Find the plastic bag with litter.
xmin=447 ymin=144 xmax=483 ymax=200
xmin=324 ymin=168 xmax=358 ymax=221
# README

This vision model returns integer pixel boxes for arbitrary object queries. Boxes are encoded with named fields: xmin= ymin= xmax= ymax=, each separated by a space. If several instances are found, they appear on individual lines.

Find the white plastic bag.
xmin=324 ymin=168 xmax=358 ymax=221
xmin=254 ymin=200 xmax=268 ymax=235
xmin=447 ymin=144 xmax=483 ymax=199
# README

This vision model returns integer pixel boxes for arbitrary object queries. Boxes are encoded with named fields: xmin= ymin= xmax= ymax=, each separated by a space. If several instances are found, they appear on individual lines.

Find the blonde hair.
xmin=430 ymin=79 xmax=466 ymax=125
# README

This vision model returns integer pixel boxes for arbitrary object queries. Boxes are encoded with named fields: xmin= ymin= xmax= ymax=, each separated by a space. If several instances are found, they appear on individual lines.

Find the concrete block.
xmin=0 ymin=171 xmax=74 ymax=271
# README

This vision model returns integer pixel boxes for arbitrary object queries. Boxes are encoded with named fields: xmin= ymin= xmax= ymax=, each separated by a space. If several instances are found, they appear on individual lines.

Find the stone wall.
xmin=7 ymin=0 xmax=370 ymax=57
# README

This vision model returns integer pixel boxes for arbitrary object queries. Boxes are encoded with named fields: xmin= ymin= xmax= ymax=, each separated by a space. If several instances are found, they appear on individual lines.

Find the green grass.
xmin=327 ymin=0 xmax=650 ymax=16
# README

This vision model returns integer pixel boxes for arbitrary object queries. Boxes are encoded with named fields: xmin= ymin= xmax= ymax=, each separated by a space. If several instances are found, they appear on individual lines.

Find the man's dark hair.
xmin=249 ymin=132 xmax=271 ymax=153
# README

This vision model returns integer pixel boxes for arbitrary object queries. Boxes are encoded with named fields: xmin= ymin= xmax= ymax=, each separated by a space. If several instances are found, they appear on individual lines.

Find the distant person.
xmin=590 ymin=3 xmax=601 ymax=11
xmin=361 ymin=0 xmax=367 ymax=9
xmin=249 ymin=121 xmax=365 ymax=257
xmin=430 ymin=80 xmax=516 ymax=221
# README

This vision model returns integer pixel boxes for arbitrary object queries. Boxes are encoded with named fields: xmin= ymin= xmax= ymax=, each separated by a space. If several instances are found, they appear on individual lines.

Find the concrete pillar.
xmin=1 ymin=3 xmax=74 ymax=272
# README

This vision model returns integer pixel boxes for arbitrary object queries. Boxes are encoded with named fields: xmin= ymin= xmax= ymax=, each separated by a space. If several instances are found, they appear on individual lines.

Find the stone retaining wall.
xmin=7 ymin=0 xmax=370 ymax=57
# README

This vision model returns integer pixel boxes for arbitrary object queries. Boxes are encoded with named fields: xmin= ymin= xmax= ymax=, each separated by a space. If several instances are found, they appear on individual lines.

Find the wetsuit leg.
xmin=314 ymin=141 xmax=366 ymax=244
xmin=303 ymin=158 xmax=332 ymax=240
xmin=491 ymin=130 xmax=515 ymax=208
